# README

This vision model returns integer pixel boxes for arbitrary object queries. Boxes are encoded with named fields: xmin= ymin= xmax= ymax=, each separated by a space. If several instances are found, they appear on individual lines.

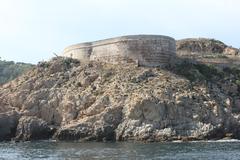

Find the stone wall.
xmin=62 ymin=35 xmax=176 ymax=67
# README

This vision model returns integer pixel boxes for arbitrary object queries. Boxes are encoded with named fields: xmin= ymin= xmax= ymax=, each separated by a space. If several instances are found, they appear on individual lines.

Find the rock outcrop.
xmin=0 ymin=111 xmax=20 ymax=141
xmin=177 ymin=38 xmax=228 ymax=54
xmin=176 ymin=38 xmax=240 ymax=68
xmin=177 ymin=38 xmax=239 ymax=56
xmin=15 ymin=116 xmax=54 ymax=141
xmin=0 ymin=38 xmax=239 ymax=142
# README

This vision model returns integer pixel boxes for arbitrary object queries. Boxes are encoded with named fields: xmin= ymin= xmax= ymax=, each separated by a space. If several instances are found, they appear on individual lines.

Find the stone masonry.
xmin=62 ymin=35 xmax=176 ymax=67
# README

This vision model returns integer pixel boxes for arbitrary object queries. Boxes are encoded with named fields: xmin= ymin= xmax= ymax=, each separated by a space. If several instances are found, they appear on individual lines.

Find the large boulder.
xmin=0 ymin=111 xmax=20 ymax=141
xmin=54 ymin=106 xmax=122 ymax=141
xmin=15 ymin=116 xmax=54 ymax=141
xmin=224 ymin=47 xmax=239 ymax=56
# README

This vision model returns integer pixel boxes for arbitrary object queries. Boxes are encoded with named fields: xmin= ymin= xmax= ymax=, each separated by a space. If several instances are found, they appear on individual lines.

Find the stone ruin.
xmin=62 ymin=35 xmax=176 ymax=67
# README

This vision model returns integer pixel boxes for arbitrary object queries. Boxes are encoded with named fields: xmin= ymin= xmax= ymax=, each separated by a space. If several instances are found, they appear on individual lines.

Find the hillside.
xmin=0 ymin=57 xmax=239 ymax=142
xmin=0 ymin=38 xmax=239 ymax=142
xmin=176 ymin=38 xmax=240 ymax=67
xmin=0 ymin=59 xmax=34 ymax=85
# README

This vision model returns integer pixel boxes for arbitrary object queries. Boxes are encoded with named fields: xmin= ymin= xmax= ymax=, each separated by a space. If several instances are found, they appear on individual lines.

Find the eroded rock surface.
xmin=0 ymin=111 xmax=20 ymax=141
xmin=0 ymin=56 xmax=239 ymax=142
xmin=177 ymin=38 xmax=228 ymax=54
xmin=15 ymin=116 xmax=54 ymax=141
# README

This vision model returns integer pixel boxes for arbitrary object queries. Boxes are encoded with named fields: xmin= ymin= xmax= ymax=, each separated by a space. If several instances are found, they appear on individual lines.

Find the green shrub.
xmin=0 ymin=60 xmax=34 ymax=84
xmin=175 ymin=61 xmax=224 ymax=82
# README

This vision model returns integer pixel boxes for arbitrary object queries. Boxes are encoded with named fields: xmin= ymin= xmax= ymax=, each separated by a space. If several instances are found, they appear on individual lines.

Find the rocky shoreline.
xmin=0 ymin=39 xmax=239 ymax=142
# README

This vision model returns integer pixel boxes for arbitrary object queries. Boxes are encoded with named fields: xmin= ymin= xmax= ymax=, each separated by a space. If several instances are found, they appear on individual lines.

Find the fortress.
xmin=62 ymin=35 xmax=176 ymax=67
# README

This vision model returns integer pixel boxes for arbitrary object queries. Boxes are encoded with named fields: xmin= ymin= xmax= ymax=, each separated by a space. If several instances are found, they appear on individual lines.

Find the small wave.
xmin=172 ymin=140 xmax=184 ymax=143
xmin=216 ymin=139 xmax=240 ymax=142
xmin=191 ymin=139 xmax=240 ymax=143
xmin=172 ymin=139 xmax=240 ymax=143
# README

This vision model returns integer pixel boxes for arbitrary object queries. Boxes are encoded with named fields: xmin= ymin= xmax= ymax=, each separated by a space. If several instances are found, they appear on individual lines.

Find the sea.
xmin=0 ymin=140 xmax=240 ymax=160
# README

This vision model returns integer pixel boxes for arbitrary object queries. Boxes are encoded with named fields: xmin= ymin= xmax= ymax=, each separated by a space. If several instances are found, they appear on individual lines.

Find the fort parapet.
xmin=62 ymin=35 xmax=176 ymax=67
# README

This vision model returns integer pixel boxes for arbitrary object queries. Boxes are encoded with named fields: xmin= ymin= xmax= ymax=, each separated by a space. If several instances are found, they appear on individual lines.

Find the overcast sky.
xmin=0 ymin=0 xmax=239 ymax=63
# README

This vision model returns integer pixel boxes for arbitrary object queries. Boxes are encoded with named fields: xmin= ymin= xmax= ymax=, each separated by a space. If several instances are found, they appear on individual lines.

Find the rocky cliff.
xmin=0 ymin=38 xmax=239 ymax=142
xmin=0 ymin=57 xmax=239 ymax=142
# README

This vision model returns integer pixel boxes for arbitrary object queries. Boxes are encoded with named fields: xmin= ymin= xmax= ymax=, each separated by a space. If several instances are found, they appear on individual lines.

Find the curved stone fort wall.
xmin=62 ymin=35 xmax=176 ymax=67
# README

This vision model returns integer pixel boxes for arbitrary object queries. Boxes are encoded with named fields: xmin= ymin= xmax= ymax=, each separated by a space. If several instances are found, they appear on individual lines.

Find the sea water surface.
xmin=0 ymin=140 xmax=240 ymax=160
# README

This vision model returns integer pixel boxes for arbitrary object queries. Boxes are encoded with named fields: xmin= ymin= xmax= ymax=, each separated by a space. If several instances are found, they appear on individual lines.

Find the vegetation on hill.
xmin=0 ymin=59 xmax=34 ymax=85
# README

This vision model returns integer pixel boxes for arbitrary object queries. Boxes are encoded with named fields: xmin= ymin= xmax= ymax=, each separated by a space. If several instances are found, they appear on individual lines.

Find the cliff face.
xmin=0 ymin=54 xmax=239 ymax=142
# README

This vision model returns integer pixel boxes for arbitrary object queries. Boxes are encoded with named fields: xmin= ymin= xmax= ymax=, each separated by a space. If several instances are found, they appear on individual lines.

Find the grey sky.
xmin=0 ymin=0 xmax=239 ymax=63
